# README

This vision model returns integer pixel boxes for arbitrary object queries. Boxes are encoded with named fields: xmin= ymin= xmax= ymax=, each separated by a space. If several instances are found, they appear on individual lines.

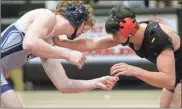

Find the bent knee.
xmin=170 ymin=83 xmax=182 ymax=108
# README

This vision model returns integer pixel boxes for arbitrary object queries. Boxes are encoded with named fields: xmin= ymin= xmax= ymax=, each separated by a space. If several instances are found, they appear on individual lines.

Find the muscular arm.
xmin=134 ymin=48 xmax=176 ymax=89
xmin=40 ymin=58 xmax=103 ymax=93
xmin=23 ymin=10 xmax=69 ymax=59
xmin=55 ymin=34 xmax=119 ymax=52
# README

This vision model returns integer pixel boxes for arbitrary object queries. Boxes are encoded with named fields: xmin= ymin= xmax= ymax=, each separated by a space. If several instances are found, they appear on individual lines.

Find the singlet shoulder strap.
xmin=48 ymin=25 xmax=56 ymax=39
xmin=138 ymin=20 xmax=153 ymax=24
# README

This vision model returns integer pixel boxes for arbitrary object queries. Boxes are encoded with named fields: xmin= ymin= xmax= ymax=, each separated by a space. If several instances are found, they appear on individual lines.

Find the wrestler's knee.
xmin=170 ymin=83 xmax=182 ymax=108
xmin=1 ymin=74 xmax=23 ymax=108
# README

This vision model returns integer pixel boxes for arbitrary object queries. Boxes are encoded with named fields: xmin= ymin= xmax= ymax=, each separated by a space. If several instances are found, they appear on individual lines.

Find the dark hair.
xmin=105 ymin=5 xmax=136 ymax=35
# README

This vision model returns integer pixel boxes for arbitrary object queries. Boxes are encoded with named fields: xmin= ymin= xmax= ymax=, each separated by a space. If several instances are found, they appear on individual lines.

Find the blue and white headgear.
xmin=57 ymin=3 xmax=88 ymax=40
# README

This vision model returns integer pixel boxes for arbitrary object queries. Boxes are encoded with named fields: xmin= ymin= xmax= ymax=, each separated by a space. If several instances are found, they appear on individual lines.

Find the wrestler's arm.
xmin=22 ymin=11 xmax=70 ymax=59
xmin=55 ymin=34 xmax=119 ymax=52
xmin=40 ymin=58 xmax=118 ymax=93
xmin=134 ymin=48 xmax=175 ymax=90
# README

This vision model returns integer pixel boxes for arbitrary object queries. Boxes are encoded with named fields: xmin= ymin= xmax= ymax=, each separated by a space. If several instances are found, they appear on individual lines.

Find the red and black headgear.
xmin=105 ymin=4 xmax=137 ymax=46
xmin=119 ymin=17 xmax=137 ymax=37
xmin=119 ymin=17 xmax=137 ymax=46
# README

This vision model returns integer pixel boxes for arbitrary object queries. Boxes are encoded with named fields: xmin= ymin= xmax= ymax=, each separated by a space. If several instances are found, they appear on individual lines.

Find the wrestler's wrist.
xmin=91 ymin=78 xmax=101 ymax=89
xmin=132 ymin=67 xmax=141 ymax=77
xmin=133 ymin=72 xmax=140 ymax=77
xmin=87 ymin=79 xmax=99 ymax=89
xmin=64 ymin=49 xmax=71 ymax=61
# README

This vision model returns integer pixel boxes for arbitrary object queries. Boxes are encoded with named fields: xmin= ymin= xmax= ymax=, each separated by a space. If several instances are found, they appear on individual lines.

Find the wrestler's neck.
xmin=53 ymin=14 xmax=75 ymax=37
xmin=130 ymin=23 xmax=147 ymax=50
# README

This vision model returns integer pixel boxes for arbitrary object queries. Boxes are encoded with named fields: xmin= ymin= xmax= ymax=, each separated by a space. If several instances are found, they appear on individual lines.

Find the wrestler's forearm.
xmin=134 ymin=67 xmax=175 ymax=90
xmin=24 ymin=38 xmax=70 ymax=59
xmin=41 ymin=58 xmax=99 ymax=94
xmin=55 ymin=34 xmax=118 ymax=52
xmin=60 ymin=79 xmax=100 ymax=93
xmin=55 ymin=37 xmax=95 ymax=52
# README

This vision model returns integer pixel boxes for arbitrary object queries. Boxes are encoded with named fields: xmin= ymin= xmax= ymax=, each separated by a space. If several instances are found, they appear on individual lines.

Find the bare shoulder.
xmin=22 ymin=8 xmax=56 ymax=25
xmin=35 ymin=8 xmax=56 ymax=22
xmin=159 ymin=23 xmax=174 ymax=34
xmin=36 ymin=8 xmax=55 ymax=16
xmin=23 ymin=8 xmax=54 ymax=17
xmin=34 ymin=9 xmax=56 ymax=29
xmin=159 ymin=23 xmax=180 ymax=50
xmin=23 ymin=9 xmax=56 ymax=37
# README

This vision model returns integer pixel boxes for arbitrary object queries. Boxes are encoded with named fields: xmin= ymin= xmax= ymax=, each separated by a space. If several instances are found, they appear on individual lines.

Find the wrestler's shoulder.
xmin=26 ymin=8 xmax=56 ymax=24
xmin=30 ymin=8 xmax=55 ymax=16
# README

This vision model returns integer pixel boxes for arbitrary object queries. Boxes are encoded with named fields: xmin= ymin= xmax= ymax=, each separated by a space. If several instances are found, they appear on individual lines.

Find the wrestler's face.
xmin=76 ymin=21 xmax=91 ymax=37
xmin=113 ymin=31 xmax=128 ymax=44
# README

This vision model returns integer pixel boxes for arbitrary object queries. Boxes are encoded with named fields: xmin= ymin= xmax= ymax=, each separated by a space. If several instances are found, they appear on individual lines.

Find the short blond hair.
xmin=55 ymin=0 xmax=95 ymax=27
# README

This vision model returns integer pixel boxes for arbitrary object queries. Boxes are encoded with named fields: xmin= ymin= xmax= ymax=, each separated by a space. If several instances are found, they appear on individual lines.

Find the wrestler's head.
xmin=55 ymin=0 xmax=95 ymax=40
xmin=105 ymin=5 xmax=139 ymax=46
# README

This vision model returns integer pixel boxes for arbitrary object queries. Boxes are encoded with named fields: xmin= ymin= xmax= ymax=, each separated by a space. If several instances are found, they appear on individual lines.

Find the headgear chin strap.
xmin=67 ymin=28 xmax=77 ymax=40
xmin=119 ymin=17 xmax=137 ymax=46
xmin=121 ymin=35 xmax=131 ymax=46
xmin=60 ymin=3 xmax=88 ymax=40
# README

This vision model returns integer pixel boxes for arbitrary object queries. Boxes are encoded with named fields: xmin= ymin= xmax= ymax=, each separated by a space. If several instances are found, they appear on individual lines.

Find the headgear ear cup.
xmin=119 ymin=17 xmax=137 ymax=37
xmin=60 ymin=3 xmax=88 ymax=40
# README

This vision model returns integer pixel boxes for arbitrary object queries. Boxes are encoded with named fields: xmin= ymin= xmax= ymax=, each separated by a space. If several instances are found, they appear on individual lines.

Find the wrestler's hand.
xmin=110 ymin=63 xmax=137 ymax=76
xmin=67 ymin=50 xmax=86 ymax=69
xmin=95 ymin=76 xmax=119 ymax=90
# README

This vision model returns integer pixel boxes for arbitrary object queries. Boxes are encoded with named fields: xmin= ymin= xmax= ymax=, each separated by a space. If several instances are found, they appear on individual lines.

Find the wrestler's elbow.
xmin=56 ymin=79 xmax=72 ymax=94
xmin=58 ymin=88 xmax=69 ymax=94
xmin=22 ymin=41 xmax=33 ymax=51
xmin=166 ymin=82 xmax=175 ymax=90
xmin=165 ymin=75 xmax=175 ymax=90
xmin=22 ymin=40 xmax=37 ymax=52
xmin=58 ymin=87 xmax=73 ymax=94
